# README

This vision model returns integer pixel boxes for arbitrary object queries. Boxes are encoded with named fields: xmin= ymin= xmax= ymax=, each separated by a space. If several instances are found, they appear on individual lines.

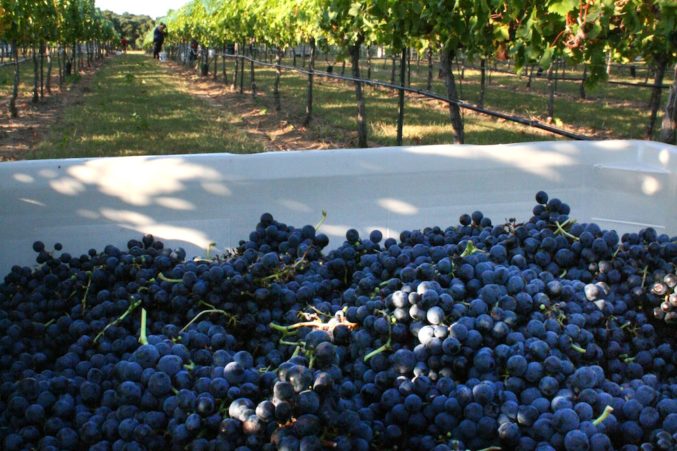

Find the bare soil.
xmin=0 ymin=61 xmax=104 ymax=161
xmin=0 ymin=54 xmax=613 ymax=161
xmin=166 ymin=60 xmax=343 ymax=151
xmin=0 ymin=57 xmax=344 ymax=161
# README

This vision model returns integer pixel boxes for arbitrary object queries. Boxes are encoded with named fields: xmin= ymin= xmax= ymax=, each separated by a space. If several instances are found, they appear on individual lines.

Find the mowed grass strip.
xmin=33 ymin=54 xmax=264 ymax=159
xmin=241 ymin=56 xmax=669 ymax=143
xmin=364 ymin=58 xmax=669 ymax=138
xmin=0 ymin=58 xmax=36 ymax=99
xmin=0 ymin=56 xmax=82 ymax=101
xmin=234 ymin=62 xmax=555 ymax=146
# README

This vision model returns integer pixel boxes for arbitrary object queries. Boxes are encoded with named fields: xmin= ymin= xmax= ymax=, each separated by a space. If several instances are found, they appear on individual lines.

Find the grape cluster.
xmin=0 ymin=191 xmax=675 ymax=450
xmin=648 ymin=273 xmax=677 ymax=325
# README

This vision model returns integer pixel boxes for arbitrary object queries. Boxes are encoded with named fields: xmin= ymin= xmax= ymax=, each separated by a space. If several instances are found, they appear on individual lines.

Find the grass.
xmin=200 ymin=53 xmax=672 ymax=145
xmin=8 ymin=52 xmax=671 ymax=160
xmin=347 ymin=56 xmax=670 ymax=139
xmin=0 ymin=56 xmax=76 ymax=100
xmin=224 ymin=59 xmax=555 ymax=146
xmin=32 ymin=54 xmax=264 ymax=159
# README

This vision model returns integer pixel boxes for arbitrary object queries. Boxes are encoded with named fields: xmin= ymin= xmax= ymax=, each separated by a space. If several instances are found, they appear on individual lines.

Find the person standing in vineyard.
xmin=120 ymin=37 xmax=128 ymax=54
xmin=153 ymin=23 xmax=167 ymax=59
xmin=189 ymin=39 xmax=199 ymax=66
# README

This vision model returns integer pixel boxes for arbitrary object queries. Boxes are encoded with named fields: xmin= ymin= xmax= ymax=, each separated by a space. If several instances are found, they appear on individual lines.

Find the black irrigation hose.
xmin=0 ymin=58 xmax=27 ymax=67
xmin=219 ymin=53 xmax=591 ymax=141
xmin=462 ymin=64 xmax=670 ymax=89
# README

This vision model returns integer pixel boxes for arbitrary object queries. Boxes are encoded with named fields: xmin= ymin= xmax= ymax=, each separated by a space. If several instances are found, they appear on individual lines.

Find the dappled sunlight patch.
xmin=377 ymin=198 xmax=418 ymax=216
xmin=67 ymin=157 xmax=222 ymax=206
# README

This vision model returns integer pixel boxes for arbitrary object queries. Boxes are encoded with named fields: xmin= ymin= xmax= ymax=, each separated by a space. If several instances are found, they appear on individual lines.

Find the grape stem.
xmin=256 ymin=248 xmax=312 ymax=285
xmin=179 ymin=309 xmax=238 ymax=334
xmin=571 ymin=343 xmax=586 ymax=354
xmin=138 ymin=308 xmax=148 ymax=345
xmin=158 ymin=273 xmax=182 ymax=283
xmin=592 ymin=405 xmax=614 ymax=426
xmin=94 ymin=299 xmax=142 ymax=343
xmin=364 ymin=311 xmax=393 ymax=362
xmin=363 ymin=339 xmax=391 ymax=362
xmin=81 ymin=271 xmax=92 ymax=313
xmin=269 ymin=313 xmax=357 ymax=334
xmin=315 ymin=209 xmax=328 ymax=231
xmin=554 ymin=219 xmax=579 ymax=241
xmin=379 ymin=278 xmax=395 ymax=288
xmin=305 ymin=306 xmax=332 ymax=319
xmin=611 ymin=245 xmax=621 ymax=259
xmin=641 ymin=266 xmax=649 ymax=288
xmin=198 ymin=300 xmax=227 ymax=312
xmin=461 ymin=241 xmax=483 ymax=257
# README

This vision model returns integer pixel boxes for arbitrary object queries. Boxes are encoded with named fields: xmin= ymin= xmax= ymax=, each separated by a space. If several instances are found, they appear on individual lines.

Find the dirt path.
xmin=0 ymin=54 xmax=611 ymax=160
xmin=0 ymin=56 xmax=344 ymax=161
xmin=0 ymin=60 xmax=106 ymax=161
xmin=165 ymin=61 xmax=343 ymax=151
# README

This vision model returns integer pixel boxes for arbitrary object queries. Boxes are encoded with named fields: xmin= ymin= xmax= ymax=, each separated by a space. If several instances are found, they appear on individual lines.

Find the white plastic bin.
xmin=0 ymin=140 xmax=675 ymax=275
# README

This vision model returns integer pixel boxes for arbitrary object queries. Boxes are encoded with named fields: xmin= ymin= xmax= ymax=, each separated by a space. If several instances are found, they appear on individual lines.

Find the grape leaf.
xmin=539 ymin=45 xmax=555 ymax=69
xmin=548 ymin=0 xmax=578 ymax=17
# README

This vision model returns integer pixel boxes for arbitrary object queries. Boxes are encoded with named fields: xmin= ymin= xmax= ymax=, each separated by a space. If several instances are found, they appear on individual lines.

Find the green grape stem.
xmin=138 ymin=308 xmax=148 ymax=345
xmin=364 ymin=311 xmax=393 ymax=362
xmin=593 ymin=405 xmax=614 ymax=426
xmin=554 ymin=219 xmax=580 ymax=241
xmin=94 ymin=299 xmax=142 ymax=343
xmin=315 ymin=210 xmax=328 ymax=231
xmin=81 ymin=271 xmax=92 ymax=313
xmin=179 ymin=309 xmax=237 ymax=335
xmin=363 ymin=339 xmax=392 ymax=362
xmin=641 ymin=266 xmax=649 ymax=288
xmin=571 ymin=343 xmax=586 ymax=354
xmin=158 ymin=273 xmax=183 ymax=283
xmin=257 ymin=249 xmax=313 ymax=285
xmin=461 ymin=241 xmax=483 ymax=257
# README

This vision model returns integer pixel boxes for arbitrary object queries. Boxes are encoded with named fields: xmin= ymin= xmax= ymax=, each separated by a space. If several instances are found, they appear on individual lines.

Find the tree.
xmin=102 ymin=10 xmax=153 ymax=49
xmin=295 ymin=0 xmax=325 ymax=126
xmin=660 ymin=64 xmax=676 ymax=144
xmin=257 ymin=0 xmax=298 ymax=111
xmin=374 ymin=0 xmax=422 ymax=145
xmin=473 ymin=0 xmax=512 ymax=109
xmin=320 ymin=0 xmax=381 ymax=147
xmin=1 ymin=0 xmax=117 ymax=116
xmin=2 ymin=0 xmax=32 ymax=117
xmin=612 ymin=0 xmax=676 ymax=138
xmin=415 ymin=0 xmax=490 ymax=144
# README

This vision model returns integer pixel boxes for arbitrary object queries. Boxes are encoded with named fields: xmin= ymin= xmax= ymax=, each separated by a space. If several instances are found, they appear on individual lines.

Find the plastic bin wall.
xmin=1 ymin=140 xmax=675 ymax=275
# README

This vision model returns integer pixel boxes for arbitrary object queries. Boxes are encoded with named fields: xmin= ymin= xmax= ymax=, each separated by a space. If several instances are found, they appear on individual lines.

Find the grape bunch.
xmin=648 ymin=273 xmax=677 ymax=325
xmin=0 ymin=191 xmax=675 ymax=451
